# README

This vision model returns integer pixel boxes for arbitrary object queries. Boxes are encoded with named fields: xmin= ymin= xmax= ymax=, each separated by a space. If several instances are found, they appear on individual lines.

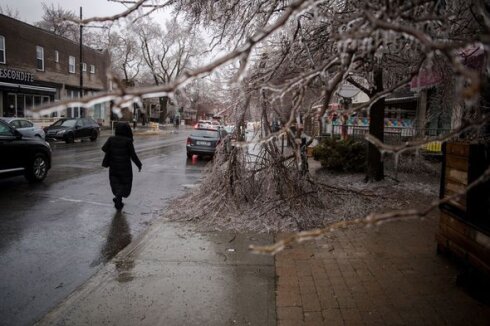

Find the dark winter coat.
xmin=102 ymin=123 xmax=142 ymax=198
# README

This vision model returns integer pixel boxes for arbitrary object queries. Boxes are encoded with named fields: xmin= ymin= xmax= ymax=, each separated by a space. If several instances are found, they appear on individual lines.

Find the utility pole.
xmin=79 ymin=7 xmax=83 ymax=100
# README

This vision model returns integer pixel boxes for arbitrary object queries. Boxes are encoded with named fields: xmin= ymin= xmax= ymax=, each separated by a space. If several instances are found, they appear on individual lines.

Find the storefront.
xmin=0 ymin=67 xmax=56 ymax=117
xmin=0 ymin=14 xmax=112 ymax=124
xmin=0 ymin=68 xmax=108 ymax=122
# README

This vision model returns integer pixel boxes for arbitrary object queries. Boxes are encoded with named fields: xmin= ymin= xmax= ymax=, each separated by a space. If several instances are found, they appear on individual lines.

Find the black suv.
xmin=45 ymin=117 xmax=100 ymax=143
xmin=186 ymin=128 xmax=229 ymax=159
xmin=0 ymin=119 xmax=52 ymax=182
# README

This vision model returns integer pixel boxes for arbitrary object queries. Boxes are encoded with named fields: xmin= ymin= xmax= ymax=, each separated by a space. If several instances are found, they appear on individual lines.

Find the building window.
xmin=90 ymin=64 xmax=95 ymax=74
xmin=67 ymin=89 xmax=81 ymax=118
xmin=0 ymin=36 xmax=5 ymax=64
xmin=82 ymin=62 xmax=87 ymax=72
xmin=55 ymin=50 xmax=59 ymax=63
xmin=36 ymin=46 xmax=44 ymax=71
xmin=94 ymin=103 xmax=103 ymax=119
xmin=69 ymin=56 xmax=76 ymax=73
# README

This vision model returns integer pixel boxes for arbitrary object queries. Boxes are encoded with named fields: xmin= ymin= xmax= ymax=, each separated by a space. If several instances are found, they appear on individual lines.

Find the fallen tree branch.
xmin=250 ymin=164 xmax=490 ymax=255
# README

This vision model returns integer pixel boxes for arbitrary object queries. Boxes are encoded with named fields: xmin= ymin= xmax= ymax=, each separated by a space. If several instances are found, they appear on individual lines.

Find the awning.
xmin=0 ymin=81 xmax=56 ymax=93
xmin=410 ymin=68 xmax=442 ymax=91
xmin=386 ymin=96 xmax=418 ymax=104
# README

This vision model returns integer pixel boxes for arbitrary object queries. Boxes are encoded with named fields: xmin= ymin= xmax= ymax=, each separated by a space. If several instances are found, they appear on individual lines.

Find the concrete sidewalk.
xmin=37 ymin=215 xmax=490 ymax=326
xmin=275 ymin=217 xmax=490 ymax=326
xmin=37 ymin=219 xmax=276 ymax=326
xmin=35 ymin=172 xmax=490 ymax=325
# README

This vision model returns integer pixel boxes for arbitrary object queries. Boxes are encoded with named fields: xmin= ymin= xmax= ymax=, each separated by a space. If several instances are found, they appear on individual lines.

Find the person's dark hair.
xmin=115 ymin=122 xmax=133 ymax=140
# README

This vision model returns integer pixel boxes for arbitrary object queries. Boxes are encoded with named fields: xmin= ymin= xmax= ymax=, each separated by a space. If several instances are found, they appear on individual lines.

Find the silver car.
xmin=0 ymin=117 xmax=46 ymax=139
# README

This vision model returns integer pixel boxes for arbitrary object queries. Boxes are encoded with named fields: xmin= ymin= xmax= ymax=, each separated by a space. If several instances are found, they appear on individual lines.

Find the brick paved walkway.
xmin=275 ymin=217 xmax=490 ymax=325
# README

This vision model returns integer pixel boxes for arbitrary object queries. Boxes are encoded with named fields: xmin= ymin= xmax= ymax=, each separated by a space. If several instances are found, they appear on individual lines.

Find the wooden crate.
xmin=437 ymin=211 xmax=490 ymax=274
xmin=439 ymin=142 xmax=489 ymax=227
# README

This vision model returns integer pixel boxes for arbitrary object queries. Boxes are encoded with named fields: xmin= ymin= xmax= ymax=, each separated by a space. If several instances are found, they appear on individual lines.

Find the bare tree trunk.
xmin=366 ymin=65 xmax=384 ymax=181
xmin=159 ymin=96 xmax=168 ymax=123
xmin=261 ymin=90 xmax=271 ymax=137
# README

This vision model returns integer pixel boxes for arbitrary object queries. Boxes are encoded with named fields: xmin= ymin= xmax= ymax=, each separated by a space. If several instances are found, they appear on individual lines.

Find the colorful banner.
xmin=330 ymin=117 xmax=414 ymax=128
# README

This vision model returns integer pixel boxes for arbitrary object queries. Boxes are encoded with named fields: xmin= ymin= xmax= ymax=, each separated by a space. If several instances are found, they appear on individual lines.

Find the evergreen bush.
xmin=312 ymin=138 xmax=367 ymax=172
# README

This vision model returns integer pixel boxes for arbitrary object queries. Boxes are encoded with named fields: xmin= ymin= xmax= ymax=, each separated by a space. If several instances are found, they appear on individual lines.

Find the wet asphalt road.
xmin=0 ymin=129 xmax=210 ymax=326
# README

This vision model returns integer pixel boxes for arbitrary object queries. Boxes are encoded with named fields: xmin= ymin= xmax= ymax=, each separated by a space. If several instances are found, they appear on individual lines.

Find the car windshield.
xmin=191 ymin=130 xmax=219 ymax=138
xmin=0 ymin=121 xmax=13 ymax=136
xmin=53 ymin=119 xmax=77 ymax=127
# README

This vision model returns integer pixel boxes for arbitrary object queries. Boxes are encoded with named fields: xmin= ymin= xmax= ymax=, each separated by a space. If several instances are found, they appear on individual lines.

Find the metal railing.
xmin=320 ymin=124 xmax=453 ymax=153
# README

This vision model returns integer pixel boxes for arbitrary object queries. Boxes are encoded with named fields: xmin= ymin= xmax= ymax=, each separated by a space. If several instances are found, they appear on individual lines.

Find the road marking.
xmin=0 ymin=167 xmax=25 ymax=173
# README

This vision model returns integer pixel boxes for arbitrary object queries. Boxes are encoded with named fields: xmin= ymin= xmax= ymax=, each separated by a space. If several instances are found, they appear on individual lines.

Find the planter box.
xmin=437 ymin=141 xmax=490 ymax=275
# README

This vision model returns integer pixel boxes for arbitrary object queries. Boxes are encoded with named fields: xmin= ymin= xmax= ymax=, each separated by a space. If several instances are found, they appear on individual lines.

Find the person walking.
xmin=102 ymin=122 xmax=142 ymax=210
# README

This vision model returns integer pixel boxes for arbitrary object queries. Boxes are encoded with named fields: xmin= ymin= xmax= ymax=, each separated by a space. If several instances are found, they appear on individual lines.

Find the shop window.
xmin=69 ymin=56 xmax=76 ymax=73
xmin=36 ymin=46 xmax=44 ymax=71
xmin=25 ymin=95 xmax=33 ymax=113
xmin=17 ymin=94 xmax=25 ymax=117
xmin=0 ymin=35 xmax=5 ymax=64
xmin=90 ymin=64 xmax=95 ymax=74
xmin=94 ymin=103 xmax=102 ymax=119
xmin=82 ymin=62 xmax=87 ymax=72
xmin=34 ymin=96 xmax=41 ymax=108
xmin=55 ymin=50 xmax=59 ymax=63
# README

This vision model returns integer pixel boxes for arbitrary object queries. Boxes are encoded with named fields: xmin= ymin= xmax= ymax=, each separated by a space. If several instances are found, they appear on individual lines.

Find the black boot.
xmin=113 ymin=197 xmax=124 ymax=210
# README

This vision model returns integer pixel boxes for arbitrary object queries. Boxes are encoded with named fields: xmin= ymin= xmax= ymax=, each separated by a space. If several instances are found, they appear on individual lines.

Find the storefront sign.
xmin=0 ymin=68 xmax=34 ymax=83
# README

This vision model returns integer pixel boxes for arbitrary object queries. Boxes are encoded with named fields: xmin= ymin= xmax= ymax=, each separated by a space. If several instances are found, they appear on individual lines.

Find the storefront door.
xmin=6 ymin=93 xmax=16 ymax=117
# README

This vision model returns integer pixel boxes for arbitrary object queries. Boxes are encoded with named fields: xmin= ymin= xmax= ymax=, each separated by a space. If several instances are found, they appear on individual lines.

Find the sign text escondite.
xmin=0 ymin=68 xmax=35 ymax=83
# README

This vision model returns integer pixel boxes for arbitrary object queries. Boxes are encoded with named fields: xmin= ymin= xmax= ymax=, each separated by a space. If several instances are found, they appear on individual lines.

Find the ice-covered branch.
xmin=250 ymin=165 xmax=490 ymax=255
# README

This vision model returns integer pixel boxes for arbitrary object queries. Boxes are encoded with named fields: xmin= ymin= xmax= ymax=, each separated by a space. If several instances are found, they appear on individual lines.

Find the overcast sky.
xmin=0 ymin=0 xmax=168 ymax=25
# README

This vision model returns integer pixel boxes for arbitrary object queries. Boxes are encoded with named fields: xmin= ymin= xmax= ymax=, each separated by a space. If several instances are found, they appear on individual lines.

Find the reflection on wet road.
xmin=90 ymin=211 xmax=131 ymax=267
xmin=0 ymin=130 xmax=211 ymax=326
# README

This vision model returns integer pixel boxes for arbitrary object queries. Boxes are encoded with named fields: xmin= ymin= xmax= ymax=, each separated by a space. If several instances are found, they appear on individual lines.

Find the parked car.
xmin=0 ymin=117 xmax=45 ymax=139
xmin=194 ymin=120 xmax=213 ymax=129
xmin=186 ymin=128 xmax=229 ymax=159
xmin=0 ymin=119 xmax=51 ymax=182
xmin=45 ymin=117 xmax=100 ymax=143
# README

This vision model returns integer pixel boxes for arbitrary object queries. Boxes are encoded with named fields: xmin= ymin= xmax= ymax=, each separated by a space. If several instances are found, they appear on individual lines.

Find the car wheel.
xmin=25 ymin=153 xmax=48 ymax=183
xmin=65 ymin=133 xmax=75 ymax=143
xmin=35 ymin=134 xmax=43 ymax=139
xmin=90 ymin=130 xmax=98 ymax=142
xmin=187 ymin=152 xmax=193 ymax=159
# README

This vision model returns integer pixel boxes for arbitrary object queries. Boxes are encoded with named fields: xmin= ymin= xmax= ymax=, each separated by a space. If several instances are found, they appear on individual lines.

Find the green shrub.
xmin=312 ymin=138 xmax=367 ymax=172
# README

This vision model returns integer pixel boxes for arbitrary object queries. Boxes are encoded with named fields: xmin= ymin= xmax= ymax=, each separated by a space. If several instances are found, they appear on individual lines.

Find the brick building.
xmin=0 ymin=14 xmax=111 ymax=124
